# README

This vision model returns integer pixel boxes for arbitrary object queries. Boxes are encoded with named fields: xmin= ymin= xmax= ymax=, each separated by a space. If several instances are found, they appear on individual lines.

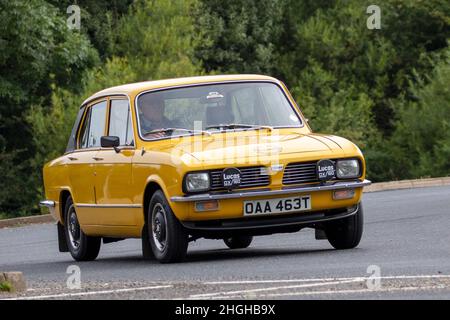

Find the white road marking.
xmin=4 ymin=274 xmax=450 ymax=300
xmin=3 ymin=285 xmax=172 ymax=300
xmin=190 ymin=279 xmax=362 ymax=298
xmin=204 ymin=274 xmax=450 ymax=285
xmin=210 ymin=285 xmax=448 ymax=299
xmin=26 ymin=288 xmax=51 ymax=291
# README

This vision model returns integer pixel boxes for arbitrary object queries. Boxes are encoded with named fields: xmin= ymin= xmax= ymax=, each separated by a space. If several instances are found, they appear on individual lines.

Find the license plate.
xmin=243 ymin=195 xmax=311 ymax=216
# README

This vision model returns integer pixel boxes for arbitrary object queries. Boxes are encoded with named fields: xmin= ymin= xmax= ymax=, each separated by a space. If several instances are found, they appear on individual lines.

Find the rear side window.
xmin=108 ymin=99 xmax=134 ymax=146
xmin=78 ymin=108 xmax=91 ymax=149
xmin=78 ymin=101 xmax=107 ymax=149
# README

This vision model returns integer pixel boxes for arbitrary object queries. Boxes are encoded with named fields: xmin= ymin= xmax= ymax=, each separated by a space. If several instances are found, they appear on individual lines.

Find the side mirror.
xmin=101 ymin=136 xmax=120 ymax=151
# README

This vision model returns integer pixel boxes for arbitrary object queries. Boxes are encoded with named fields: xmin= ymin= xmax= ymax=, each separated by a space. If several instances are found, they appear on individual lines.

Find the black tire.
xmin=325 ymin=204 xmax=364 ymax=250
xmin=64 ymin=196 xmax=101 ymax=261
xmin=223 ymin=236 xmax=253 ymax=249
xmin=147 ymin=190 xmax=188 ymax=263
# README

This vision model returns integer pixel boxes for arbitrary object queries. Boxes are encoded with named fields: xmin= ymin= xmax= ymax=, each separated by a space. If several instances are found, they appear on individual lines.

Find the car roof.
xmin=81 ymin=74 xmax=280 ymax=106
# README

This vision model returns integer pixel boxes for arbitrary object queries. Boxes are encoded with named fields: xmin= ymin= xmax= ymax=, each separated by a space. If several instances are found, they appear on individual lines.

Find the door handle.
xmin=68 ymin=156 xmax=78 ymax=161
xmin=92 ymin=156 xmax=104 ymax=161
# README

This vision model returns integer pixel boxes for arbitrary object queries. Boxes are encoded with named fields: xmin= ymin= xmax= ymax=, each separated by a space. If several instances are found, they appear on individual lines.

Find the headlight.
xmin=185 ymin=172 xmax=210 ymax=192
xmin=336 ymin=159 xmax=360 ymax=179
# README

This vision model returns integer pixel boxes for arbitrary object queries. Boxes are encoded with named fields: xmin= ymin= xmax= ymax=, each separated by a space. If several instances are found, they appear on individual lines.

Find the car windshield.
xmin=136 ymin=82 xmax=302 ymax=140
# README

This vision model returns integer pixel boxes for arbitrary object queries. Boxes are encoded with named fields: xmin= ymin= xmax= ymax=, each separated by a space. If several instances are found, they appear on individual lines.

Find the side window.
xmin=88 ymin=101 xmax=107 ymax=148
xmin=108 ymin=99 xmax=134 ymax=146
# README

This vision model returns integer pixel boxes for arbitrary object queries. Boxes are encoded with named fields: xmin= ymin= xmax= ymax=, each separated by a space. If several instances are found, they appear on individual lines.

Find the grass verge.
xmin=0 ymin=281 xmax=13 ymax=292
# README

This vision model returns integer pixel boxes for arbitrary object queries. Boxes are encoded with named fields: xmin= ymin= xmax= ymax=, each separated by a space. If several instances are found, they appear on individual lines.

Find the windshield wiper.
xmin=205 ymin=123 xmax=273 ymax=132
xmin=144 ymin=128 xmax=211 ymax=137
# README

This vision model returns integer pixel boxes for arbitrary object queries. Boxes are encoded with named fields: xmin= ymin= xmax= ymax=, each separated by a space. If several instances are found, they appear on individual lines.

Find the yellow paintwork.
xmin=42 ymin=75 xmax=366 ymax=238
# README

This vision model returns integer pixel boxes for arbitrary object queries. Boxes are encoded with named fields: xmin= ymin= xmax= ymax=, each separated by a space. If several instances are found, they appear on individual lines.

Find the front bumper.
xmin=181 ymin=205 xmax=359 ymax=236
xmin=171 ymin=179 xmax=371 ymax=202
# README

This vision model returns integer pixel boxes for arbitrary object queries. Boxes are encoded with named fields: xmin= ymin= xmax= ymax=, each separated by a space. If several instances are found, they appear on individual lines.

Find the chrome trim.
xmin=81 ymin=93 xmax=130 ymax=109
xmin=170 ymin=179 xmax=371 ymax=202
xmin=75 ymin=203 xmax=142 ymax=208
xmin=39 ymin=200 xmax=56 ymax=208
xmin=134 ymin=80 xmax=305 ymax=142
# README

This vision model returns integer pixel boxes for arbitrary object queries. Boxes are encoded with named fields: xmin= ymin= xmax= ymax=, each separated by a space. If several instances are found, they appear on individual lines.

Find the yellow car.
xmin=40 ymin=74 xmax=371 ymax=263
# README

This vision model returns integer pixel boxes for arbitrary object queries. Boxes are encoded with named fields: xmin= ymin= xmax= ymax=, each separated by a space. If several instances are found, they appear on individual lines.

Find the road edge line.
xmin=363 ymin=176 xmax=450 ymax=193
xmin=0 ymin=214 xmax=54 ymax=229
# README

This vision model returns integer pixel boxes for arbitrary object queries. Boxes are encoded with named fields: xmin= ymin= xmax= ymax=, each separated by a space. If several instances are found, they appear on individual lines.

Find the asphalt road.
xmin=1 ymin=186 xmax=450 ymax=300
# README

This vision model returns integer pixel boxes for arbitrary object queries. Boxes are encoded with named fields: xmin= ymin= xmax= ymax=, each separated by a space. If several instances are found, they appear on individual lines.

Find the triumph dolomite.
xmin=40 ymin=75 xmax=371 ymax=263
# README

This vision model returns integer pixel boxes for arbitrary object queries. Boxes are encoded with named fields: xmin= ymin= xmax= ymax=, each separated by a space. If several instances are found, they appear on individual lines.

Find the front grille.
xmin=282 ymin=161 xmax=319 ymax=185
xmin=210 ymin=166 xmax=270 ymax=191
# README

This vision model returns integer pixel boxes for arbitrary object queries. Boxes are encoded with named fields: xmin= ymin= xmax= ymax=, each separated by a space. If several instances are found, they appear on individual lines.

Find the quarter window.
xmin=108 ymin=100 xmax=134 ymax=146
xmin=79 ymin=108 xmax=91 ymax=149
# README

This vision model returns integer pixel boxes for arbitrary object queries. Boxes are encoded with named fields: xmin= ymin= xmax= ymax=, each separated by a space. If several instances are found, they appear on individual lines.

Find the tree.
xmin=194 ymin=0 xmax=284 ymax=74
xmin=0 ymin=0 xmax=98 ymax=215
xmin=25 ymin=0 xmax=203 ymax=216
xmin=47 ymin=0 xmax=133 ymax=59
xmin=386 ymin=50 xmax=450 ymax=180
xmin=114 ymin=0 xmax=201 ymax=80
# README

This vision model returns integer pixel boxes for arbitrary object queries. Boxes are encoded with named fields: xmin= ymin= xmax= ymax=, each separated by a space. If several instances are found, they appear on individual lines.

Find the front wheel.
xmin=223 ymin=236 xmax=253 ymax=249
xmin=64 ymin=196 xmax=101 ymax=261
xmin=325 ymin=204 xmax=364 ymax=250
xmin=148 ymin=190 xmax=188 ymax=263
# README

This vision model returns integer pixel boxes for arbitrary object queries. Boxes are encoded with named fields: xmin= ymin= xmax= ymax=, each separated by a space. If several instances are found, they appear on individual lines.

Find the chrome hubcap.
xmin=67 ymin=205 xmax=81 ymax=249
xmin=152 ymin=203 xmax=167 ymax=251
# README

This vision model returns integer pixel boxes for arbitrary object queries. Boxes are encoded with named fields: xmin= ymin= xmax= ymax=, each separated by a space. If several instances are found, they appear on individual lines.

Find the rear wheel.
xmin=64 ymin=196 xmax=101 ymax=261
xmin=148 ymin=191 xmax=188 ymax=263
xmin=325 ymin=204 xmax=364 ymax=250
xmin=223 ymin=236 xmax=253 ymax=249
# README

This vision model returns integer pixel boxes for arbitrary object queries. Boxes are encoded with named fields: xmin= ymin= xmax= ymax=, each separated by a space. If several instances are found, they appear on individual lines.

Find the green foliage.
xmin=195 ymin=0 xmax=449 ymax=181
xmin=26 ymin=0 xmax=202 ymax=212
xmin=115 ymin=0 xmax=201 ymax=80
xmin=0 ymin=0 xmax=98 ymax=148
xmin=47 ymin=0 xmax=133 ymax=59
xmin=0 ymin=281 xmax=13 ymax=292
xmin=0 ymin=0 xmax=449 ymax=216
xmin=388 ymin=51 xmax=450 ymax=179
xmin=256 ymin=1 xmax=390 ymax=151
xmin=0 ymin=0 xmax=98 ymax=215
xmin=194 ymin=0 xmax=284 ymax=74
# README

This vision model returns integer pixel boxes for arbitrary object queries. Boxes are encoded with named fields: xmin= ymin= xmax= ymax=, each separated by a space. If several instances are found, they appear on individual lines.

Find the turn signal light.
xmin=333 ymin=189 xmax=355 ymax=200
xmin=195 ymin=200 xmax=219 ymax=212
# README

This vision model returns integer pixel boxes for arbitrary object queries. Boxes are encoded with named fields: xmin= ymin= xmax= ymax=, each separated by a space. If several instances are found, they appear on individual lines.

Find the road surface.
xmin=1 ymin=186 xmax=450 ymax=299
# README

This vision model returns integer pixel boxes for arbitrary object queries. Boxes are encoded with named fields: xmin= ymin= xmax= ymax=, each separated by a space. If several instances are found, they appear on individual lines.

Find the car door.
xmin=68 ymin=100 xmax=108 ymax=226
xmin=93 ymin=97 xmax=138 ymax=226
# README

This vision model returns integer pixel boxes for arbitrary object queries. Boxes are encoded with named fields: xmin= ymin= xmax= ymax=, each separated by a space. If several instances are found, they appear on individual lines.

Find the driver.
xmin=139 ymin=94 xmax=177 ymax=138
